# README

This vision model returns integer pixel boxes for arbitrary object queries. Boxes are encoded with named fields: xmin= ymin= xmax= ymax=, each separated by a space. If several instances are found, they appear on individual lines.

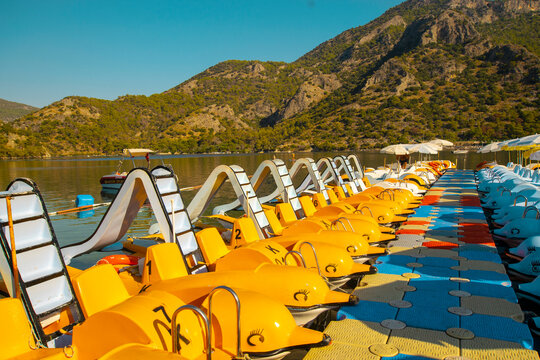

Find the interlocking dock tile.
xmin=408 ymin=277 xmax=459 ymax=293
xmin=459 ymin=259 xmax=506 ymax=273
xmin=389 ymin=238 xmax=424 ymax=249
xmin=386 ymin=326 xmax=460 ymax=358
xmin=375 ymin=262 xmax=416 ymax=276
xmin=425 ymin=229 xmax=462 ymax=238
xmin=461 ymin=337 xmax=540 ymax=360
xmin=459 ymin=281 xmax=518 ymax=303
xmin=337 ymin=300 xmax=398 ymax=322
xmin=460 ymin=313 xmax=534 ymax=349
xmin=354 ymin=273 xmax=408 ymax=302
xmin=323 ymin=319 xmax=390 ymax=346
xmin=400 ymin=224 xmax=431 ymax=231
xmin=417 ymin=248 xmax=462 ymax=259
xmin=417 ymin=256 xmax=459 ymax=268
xmin=413 ymin=265 xmax=459 ymax=280
xmin=423 ymin=241 xmax=459 ymax=250
xmin=387 ymin=247 xmax=422 ymax=257
xmin=458 ymin=249 xmax=501 ymax=263
xmin=403 ymin=288 xmax=459 ymax=309
xmin=396 ymin=234 xmax=425 ymax=242
xmin=459 ymin=269 xmax=510 ymax=286
xmin=304 ymin=341 xmax=380 ymax=360
xmin=381 ymin=354 xmax=440 ymax=360
xmin=396 ymin=229 xmax=426 ymax=235
xmin=376 ymin=255 xmax=417 ymax=265
xmin=396 ymin=303 xmax=459 ymax=331
xmin=461 ymin=295 xmax=524 ymax=321
xmin=424 ymin=235 xmax=462 ymax=243
xmin=403 ymin=220 xmax=431 ymax=226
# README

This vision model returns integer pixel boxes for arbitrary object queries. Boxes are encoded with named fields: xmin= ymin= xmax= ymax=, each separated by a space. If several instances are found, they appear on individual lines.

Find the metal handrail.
xmin=298 ymin=242 xmax=323 ymax=277
xmin=171 ymin=305 xmax=211 ymax=359
xmin=356 ymin=205 xmax=374 ymax=218
xmin=208 ymin=286 xmax=243 ymax=359
xmin=522 ymin=206 xmax=540 ymax=220
xmin=331 ymin=217 xmax=355 ymax=232
xmin=284 ymin=250 xmax=307 ymax=268
xmin=513 ymin=194 xmax=528 ymax=207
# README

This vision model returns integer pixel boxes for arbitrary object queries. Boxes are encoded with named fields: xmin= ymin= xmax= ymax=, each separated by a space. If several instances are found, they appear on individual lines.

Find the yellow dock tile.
xmin=354 ymin=284 xmax=406 ymax=302
xmin=400 ymin=225 xmax=430 ymax=230
xmin=387 ymin=327 xmax=460 ymax=358
xmin=358 ymin=273 xmax=407 ymax=286
xmin=304 ymin=342 xmax=380 ymax=360
xmin=461 ymin=296 xmax=524 ymax=321
xmin=354 ymin=274 xmax=408 ymax=302
xmin=387 ymin=247 xmax=422 ymax=257
xmin=459 ymin=260 xmax=506 ymax=273
xmin=461 ymin=337 xmax=540 ymax=360
xmin=323 ymin=320 xmax=390 ymax=346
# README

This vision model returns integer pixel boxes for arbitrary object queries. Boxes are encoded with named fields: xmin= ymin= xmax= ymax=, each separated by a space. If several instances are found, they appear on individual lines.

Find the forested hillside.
xmin=2 ymin=0 xmax=539 ymax=157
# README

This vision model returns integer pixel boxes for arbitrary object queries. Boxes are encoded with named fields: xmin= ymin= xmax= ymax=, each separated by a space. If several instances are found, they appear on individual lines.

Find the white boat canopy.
xmin=122 ymin=148 xmax=155 ymax=157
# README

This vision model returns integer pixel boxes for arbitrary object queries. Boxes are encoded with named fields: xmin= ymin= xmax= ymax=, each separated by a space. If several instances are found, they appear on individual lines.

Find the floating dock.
xmin=306 ymin=169 xmax=540 ymax=360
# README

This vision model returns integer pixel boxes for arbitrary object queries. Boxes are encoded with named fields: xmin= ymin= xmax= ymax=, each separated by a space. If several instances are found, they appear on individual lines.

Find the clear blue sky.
xmin=1 ymin=0 xmax=404 ymax=108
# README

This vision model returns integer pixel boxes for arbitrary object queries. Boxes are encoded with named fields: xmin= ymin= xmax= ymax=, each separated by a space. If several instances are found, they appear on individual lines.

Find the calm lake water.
xmin=0 ymin=150 xmax=496 ymax=267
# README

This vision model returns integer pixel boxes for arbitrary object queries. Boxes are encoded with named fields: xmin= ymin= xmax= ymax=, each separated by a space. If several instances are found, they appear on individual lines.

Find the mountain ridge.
xmin=2 ymin=0 xmax=539 ymax=157
xmin=0 ymin=98 xmax=39 ymax=123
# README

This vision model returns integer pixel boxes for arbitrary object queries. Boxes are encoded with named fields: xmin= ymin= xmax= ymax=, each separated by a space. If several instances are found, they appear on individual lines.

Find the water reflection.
xmin=0 ymin=151 xmax=494 ymax=250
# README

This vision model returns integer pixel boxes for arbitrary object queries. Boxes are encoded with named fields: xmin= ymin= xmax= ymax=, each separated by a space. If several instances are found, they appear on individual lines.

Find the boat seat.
xmin=142 ymin=243 xmax=189 ymax=284
xmin=0 ymin=298 xmax=66 ymax=359
xmin=195 ymin=227 xmax=230 ymax=264
xmin=299 ymin=196 xmax=318 ymax=217
xmin=71 ymin=264 xmax=130 ymax=318
xmin=275 ymin=202 xmax=299 ymax=226
xmin=230 ymin=217 xmax=261 ymax=246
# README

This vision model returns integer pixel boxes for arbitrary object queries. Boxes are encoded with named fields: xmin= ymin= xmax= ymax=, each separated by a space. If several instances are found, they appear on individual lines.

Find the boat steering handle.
xmin=356 ymin=206 xmax=374 ymax=218
xmin=522 ymin=206 xmax=540 ymax=220
xmin=208 ymin=286 xmax=243 ymax=360
xmin=298 ymin=242 xmax=323 ymax=277
xmin=513 ymin=195 xmax=528 ymax=207
xmin=284 ymin=250 xmax=308 ymax=269
xmin=171 ymin=305 xmax=211 ymax=359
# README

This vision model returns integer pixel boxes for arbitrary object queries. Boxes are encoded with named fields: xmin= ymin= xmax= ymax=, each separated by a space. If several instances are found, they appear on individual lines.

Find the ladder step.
xmin=153 ymin=174 xmax=175 ymax=180
xmin=25 ymin=271 xmax=65 ymax=288
xmin=160 ymin=190 xmax=180 ymax=197
xmin=0 ymin=214 xmax=44 ymax=227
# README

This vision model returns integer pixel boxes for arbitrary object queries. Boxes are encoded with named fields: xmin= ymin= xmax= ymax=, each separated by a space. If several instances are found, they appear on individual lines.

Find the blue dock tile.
xmin=337 ymin=300 xmax=398 ymax=323
xmin=458 ymin=250 xmax=502 ymax=263
xmin=374 ymin=262 xmax=412 ymax=276
xmin=417 ymin=256 xmax=459 ymax=268
xmin=396 ymin=305 xmax=459 ymax=331
xmin=460 ymin=314 xmax=534 ymax=349
xmin=460 ymin=269 xmax=510 ymax=286
xmin=403 ymin=289 xmax=459 ymax=309
xmin=413 ymin=265 xmax=459 ymax=280
xmin=408 ymin=278 xmax=459 ymax=293
xmin=376 ymin=255 xmax=417 ymax=266
xmin=382 ymin=355 xmax=437 ymax=360
xmin=459 ymin=281 xmax=518 ymax=303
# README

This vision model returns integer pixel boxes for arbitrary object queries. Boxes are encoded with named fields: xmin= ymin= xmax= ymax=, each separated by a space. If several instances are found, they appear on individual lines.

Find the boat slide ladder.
xmin=187 ymin=165 xmax=274 ymax=240
xmin=289 ymin=157 xmax=331 ymax=205
xmin=61 ymin=166 xmax=207 ymax=274
xmin=0 ymin=178 xmax=84 ymax=346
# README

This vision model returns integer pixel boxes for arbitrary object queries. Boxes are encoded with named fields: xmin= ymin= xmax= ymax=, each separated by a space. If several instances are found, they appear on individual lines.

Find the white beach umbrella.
xmin=380 ymin=144 xmax=410 ymax=155
xmin=429 ymin=139 xmax=453 ymax=147
xmin=477 ymin=142 xmax=501 ymax=153
xmin=530 ymin=150 xmax=540 ymax=161
xmin=408 ymin=143 xmax=439 ymax=154
xmin=516 ymin=134 xmax=540 ymax=148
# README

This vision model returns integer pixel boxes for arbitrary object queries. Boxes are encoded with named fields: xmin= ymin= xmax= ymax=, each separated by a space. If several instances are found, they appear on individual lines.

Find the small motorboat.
xmin=100 ymin=148 xmax=155 ymax=192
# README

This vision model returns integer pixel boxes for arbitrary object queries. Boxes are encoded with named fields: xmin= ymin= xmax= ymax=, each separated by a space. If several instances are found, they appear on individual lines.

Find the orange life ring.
xmin=97 ymin=254 xmax=140 ymax=272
